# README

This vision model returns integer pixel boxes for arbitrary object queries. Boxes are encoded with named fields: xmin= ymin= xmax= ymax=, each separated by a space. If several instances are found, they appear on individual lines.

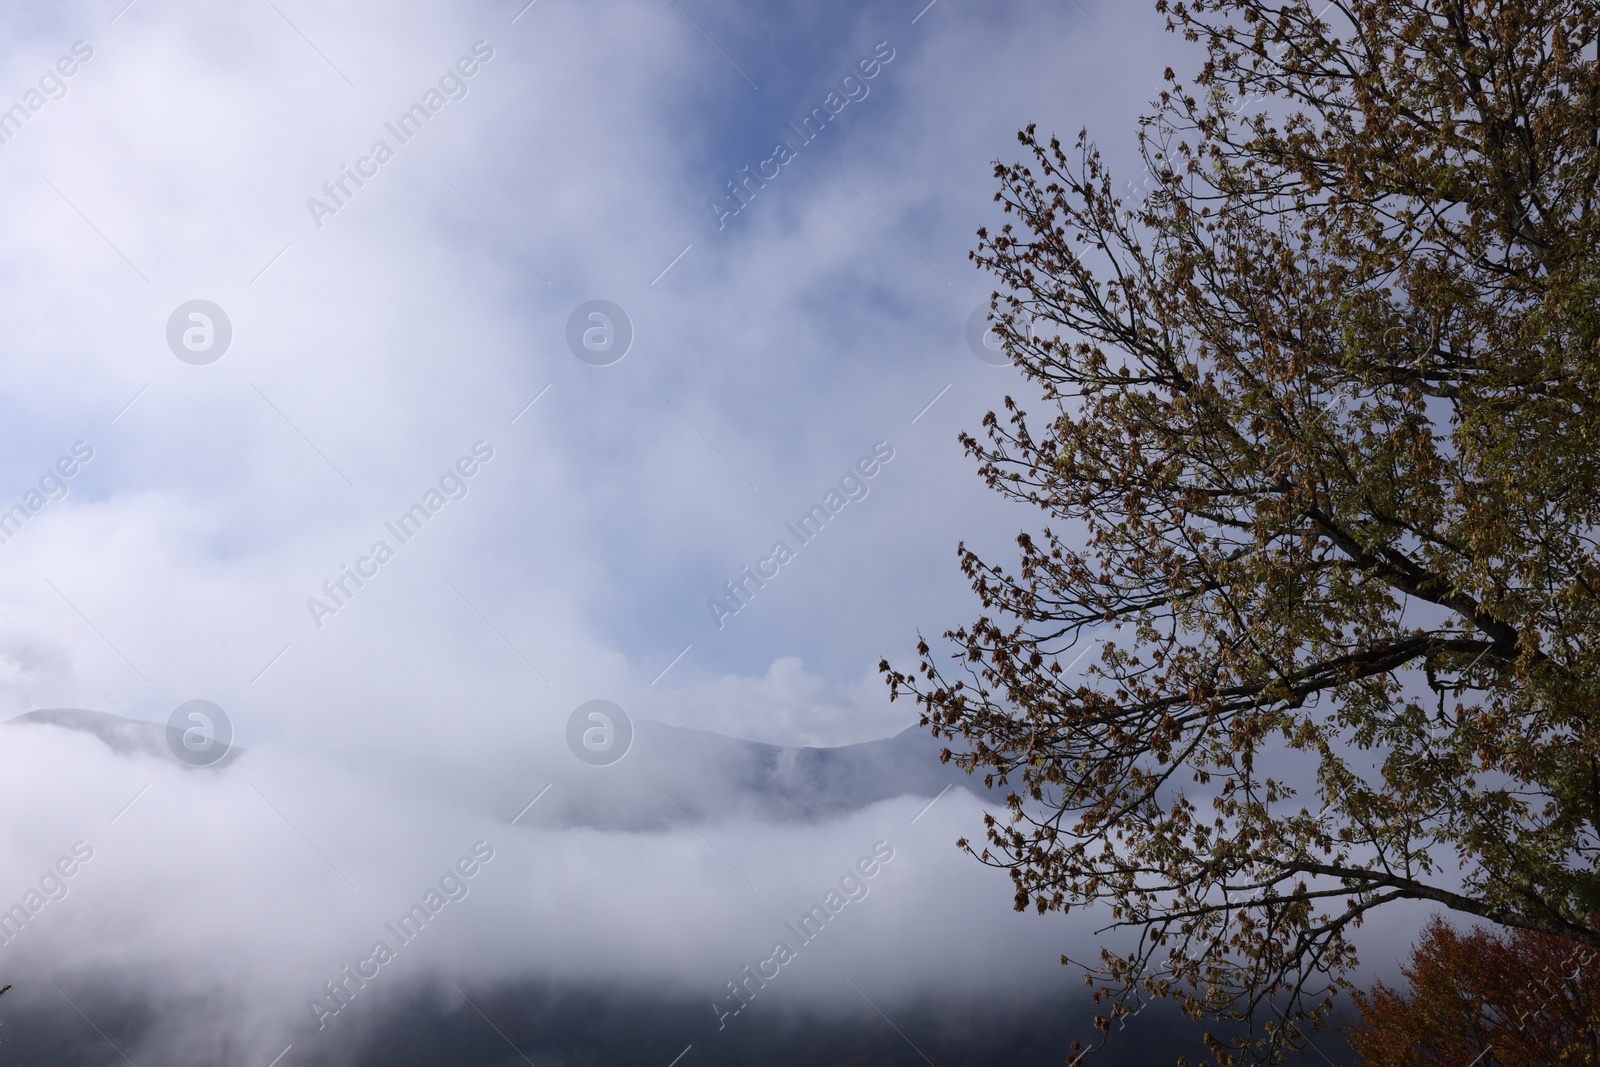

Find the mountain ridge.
xmin=3 ymin=708 xmax=984 ymax=827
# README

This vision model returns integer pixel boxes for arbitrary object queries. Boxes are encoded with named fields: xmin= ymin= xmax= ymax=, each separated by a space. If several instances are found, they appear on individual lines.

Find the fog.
xmin=0 ymin=1 xmax=1388 ymax=1063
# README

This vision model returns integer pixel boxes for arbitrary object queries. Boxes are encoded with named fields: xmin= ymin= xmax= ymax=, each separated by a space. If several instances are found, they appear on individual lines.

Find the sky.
xmin=0 ymin=1 xmax=1411 ymax=1063
xmin=0 ymin=0 xmax=1167 ymax=748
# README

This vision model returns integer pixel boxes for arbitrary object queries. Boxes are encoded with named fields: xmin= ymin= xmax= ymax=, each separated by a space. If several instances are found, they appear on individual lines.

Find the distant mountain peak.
xmin=6 ymin=707 xmax=241 ymax=768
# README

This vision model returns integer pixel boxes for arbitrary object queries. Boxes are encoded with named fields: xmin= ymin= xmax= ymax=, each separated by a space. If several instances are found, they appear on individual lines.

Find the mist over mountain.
xmin=7 ymin=708 xmax=172 ymax=761
xmin=0 ymin=707 xmax=1352 ymax=1066
xmin=6 ymin=708 xmax=243 ymax=768
xmin=4 ymin=707 xmax=976 ymax=828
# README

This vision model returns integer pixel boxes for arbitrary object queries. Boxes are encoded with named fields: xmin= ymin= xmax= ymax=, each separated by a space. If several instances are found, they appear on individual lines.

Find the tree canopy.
xmin=1347 ymin=916 xmax=1600 ymax=1065
xmin=883 ymin=0 xmax=1600 ymax=1062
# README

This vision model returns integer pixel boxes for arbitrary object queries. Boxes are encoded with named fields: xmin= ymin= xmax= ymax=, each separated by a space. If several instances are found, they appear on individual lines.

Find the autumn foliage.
xmin=1347 ymin=916 xmax=1600 ymax=1065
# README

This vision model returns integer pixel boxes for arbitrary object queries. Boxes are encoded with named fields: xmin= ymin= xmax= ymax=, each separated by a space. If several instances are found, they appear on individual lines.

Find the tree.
xmin=881 ymin=0 xmax=1600 ymax=1062
xmin=1346 ymin=915 xmax=1600 ymax=1065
